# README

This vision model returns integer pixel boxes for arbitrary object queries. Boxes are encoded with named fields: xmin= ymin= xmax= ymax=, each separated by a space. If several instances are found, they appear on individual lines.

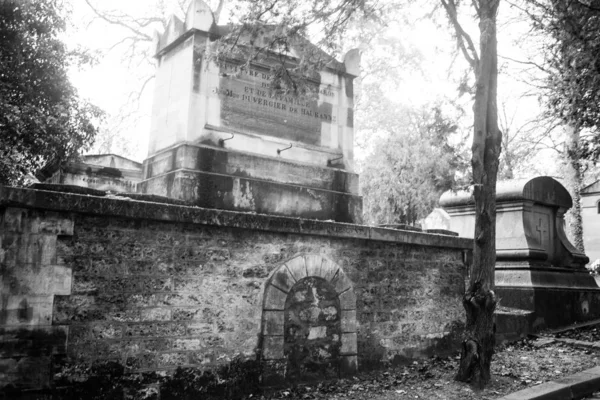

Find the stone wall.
xmin=0 ymin=185 xmax=471 ymax=390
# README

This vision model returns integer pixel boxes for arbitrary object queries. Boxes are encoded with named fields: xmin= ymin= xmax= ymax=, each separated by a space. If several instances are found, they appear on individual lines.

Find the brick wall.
xmin=0 ymin=186 xmax=471 ymax=390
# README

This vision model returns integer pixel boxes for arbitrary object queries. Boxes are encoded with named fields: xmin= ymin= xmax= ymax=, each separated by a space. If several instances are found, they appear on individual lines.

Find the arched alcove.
xmin=261 ymin=254 xmax=357 ymax=381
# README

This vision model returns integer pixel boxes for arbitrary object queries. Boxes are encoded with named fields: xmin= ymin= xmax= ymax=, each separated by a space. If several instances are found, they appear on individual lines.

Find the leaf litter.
xmin=256 ymin=337 xmax=600 ymax=400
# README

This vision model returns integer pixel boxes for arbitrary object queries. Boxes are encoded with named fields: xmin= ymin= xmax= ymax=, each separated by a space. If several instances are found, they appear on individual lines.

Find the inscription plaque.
xmin=216 ymin=63 xmax=336 ymax=146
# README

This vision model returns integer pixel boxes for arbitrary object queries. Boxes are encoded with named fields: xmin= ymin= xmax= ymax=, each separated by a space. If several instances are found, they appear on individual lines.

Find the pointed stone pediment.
xmin=185 ymin=0 xmax=215 ymax=32
xmin=156 ymin=15 xmax=185 ymax=55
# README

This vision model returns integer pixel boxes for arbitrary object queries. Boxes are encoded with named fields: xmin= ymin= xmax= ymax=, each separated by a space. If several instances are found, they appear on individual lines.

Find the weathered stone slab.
xmin=320 ymin=258 xmax=339 ymax=281
xmin=340 ymin=333 xmax=357 ymax=355
xmin=270 ymin=265 xmax=295 ymax=293
xmin=340 ymin=355 xmax=358 ymax=375
xmin=286 ymin=256 xmax=307 ymax=282
xmin=305 ymin=254 xmax=323 ymax=277
xmin=262 ymin=335 xmax=284 ymax=360
xmin=331 ymin=270 xmax=352 ymax=294
xmin=264 ymin=284 xmax=287 ymax=310
xmin=339 ymin=290 xmax=357 ymax=311
xmin=262 ymin=311 xmax=284 ymax=336
xmin=341 ymin=310 xmax=357 ymax=332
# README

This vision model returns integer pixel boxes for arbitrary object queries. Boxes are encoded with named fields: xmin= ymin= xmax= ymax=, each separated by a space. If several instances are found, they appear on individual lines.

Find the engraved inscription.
xmin=217 ymin=64 xmax=337 ymax=146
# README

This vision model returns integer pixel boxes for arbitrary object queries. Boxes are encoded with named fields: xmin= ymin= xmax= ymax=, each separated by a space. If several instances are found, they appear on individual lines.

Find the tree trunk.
xmin=563 ymin=124 xmax=585 ymax=253
xmin=455 ymin=0 xmax=501 ymax=389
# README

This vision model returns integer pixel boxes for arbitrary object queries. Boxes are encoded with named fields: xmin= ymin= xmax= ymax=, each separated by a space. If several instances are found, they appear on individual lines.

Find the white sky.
xmin=64 ymin=0 xmax=561 ymax=177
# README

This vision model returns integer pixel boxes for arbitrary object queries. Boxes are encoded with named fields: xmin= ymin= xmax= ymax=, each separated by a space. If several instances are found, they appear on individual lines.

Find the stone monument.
xmin=441 ymin=176 xmax=600 ymax=335
xmin=139 ymin=0 xmax=362 ymax=222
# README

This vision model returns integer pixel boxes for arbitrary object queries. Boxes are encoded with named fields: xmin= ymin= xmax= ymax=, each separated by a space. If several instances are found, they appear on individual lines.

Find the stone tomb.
xmin=140 ymin=0 xmax=362 ymax=223
xmin=441 ymin=176 xmax=600 ymax=334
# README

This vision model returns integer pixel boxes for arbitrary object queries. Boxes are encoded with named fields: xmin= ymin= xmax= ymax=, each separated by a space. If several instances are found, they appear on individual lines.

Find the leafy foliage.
xmin=0 ymin=0 xmax=102 ymax=185
xmin=360 ymin=103 xmax=468 ymax=226
xmin=525 ymin=0 xmax=600 ymax=160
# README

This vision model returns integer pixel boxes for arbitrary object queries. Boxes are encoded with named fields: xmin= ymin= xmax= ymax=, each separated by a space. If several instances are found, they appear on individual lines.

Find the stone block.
xmin=186 ymin=322 xmax=214 ymax=335
xmin=0 ymin=356 xmax=52 ymax=388
xmin=0 ymin=295 xmax=53 ymax=325
xmin=126 ymin=353 xmax=157 ymax=370
xmin=162 ymin=292 xmax=204 ymax=306
xmin=263 ymin=284 xmax=287 ymax=311
xmin=158 ymin=352 xmax=189 ymax=368
xmin=140 ymin=338 xmax=171 ymax=354
xmin=341 ymin=310 xmax=357 ymax=333
xmin=286 ymin=256 xmax=307 ymax=282
xmin=340 ymin=333 xmax=357 ymax=355
xmin=320 ymin=258 xmax=339 ymax=282
xmin=125 ymin=322 xmax=186 ymax=338
xmin=340 ymin=355 xmax=358 ymax=375
xmin=305 ymin=254 xmax=323 ymax=277
xmin=0 ymin=264 xmax=71 ymax=296
xmin=2 ymin=234 xmax=57 ymax=266
xmin=52 ymin=265 xmax=72 ymax=295
xmin=30 ymin=235 xmax=57 ymax=265
xmin=127 ymin=293 xmax=162 ymax=307
xmin=110 ymin=309 xmax=142 ymax=323
xmin=30 ymin=213 xmax=74 ymax=235
xmin=262 ymin=335 xmax=284 ymax=360
xmin=91 ymin=323 xmax=122 ymax=339
xmin=170 ymin=338 xmax=205 ymax=352
xmin=174 ymin=276 xmax=205 ymax=292
xmin=331 ymin=270 xmax=353 ymax=294
xmin=270 ymin=266 xmax=295 ymax=293
xmin=140 ymin=308 xmax=172 ymax=322
xmin=2 ymin=207 xmax=24 ymax=232
xmin=339 ymin=289 xmax=357 ymax=310
xmin=0 ymin=326 xmax=68 ymax=358
xmin=172 ymin=307 xmax=202 ymax=321
xmin=262 ymin=311 xmax=284 ymax=336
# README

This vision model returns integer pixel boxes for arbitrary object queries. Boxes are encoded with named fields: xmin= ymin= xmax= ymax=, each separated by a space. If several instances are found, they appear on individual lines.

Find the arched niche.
xmin=260 ymin=254 xmax=357 ymax=381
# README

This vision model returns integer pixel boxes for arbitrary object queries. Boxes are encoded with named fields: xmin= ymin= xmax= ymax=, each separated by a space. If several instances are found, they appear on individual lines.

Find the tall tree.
xmin=0 ymin=0 xmax=102 ymax=185
xmin=440 ymin=0 xmax=501 ymax=387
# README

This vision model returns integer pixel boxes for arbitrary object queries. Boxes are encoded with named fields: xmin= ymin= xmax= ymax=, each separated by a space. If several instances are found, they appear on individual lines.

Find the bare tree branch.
xmin=440 ymin=0 xmax=480 ymax=71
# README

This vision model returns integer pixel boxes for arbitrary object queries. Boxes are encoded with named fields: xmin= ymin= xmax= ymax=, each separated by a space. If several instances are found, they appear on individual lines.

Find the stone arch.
xmin=261 ymin=254 xmax=357 ymax=380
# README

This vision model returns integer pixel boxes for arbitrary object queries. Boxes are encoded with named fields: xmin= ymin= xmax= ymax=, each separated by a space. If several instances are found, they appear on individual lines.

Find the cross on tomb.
xmin=535 ymin=217 xmax=548 ymax=247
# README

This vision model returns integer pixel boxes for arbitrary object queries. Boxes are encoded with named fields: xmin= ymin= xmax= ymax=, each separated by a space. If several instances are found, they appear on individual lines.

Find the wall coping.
xmin=0 ymin=185 xmax=473 ymax=250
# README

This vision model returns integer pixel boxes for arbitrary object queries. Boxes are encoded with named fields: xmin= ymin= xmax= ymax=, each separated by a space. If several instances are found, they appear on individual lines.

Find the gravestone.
xmin=440 ymin=176 xmax=600 ymax=334
xmin=139 ymin=0 xmax=362 ymax=222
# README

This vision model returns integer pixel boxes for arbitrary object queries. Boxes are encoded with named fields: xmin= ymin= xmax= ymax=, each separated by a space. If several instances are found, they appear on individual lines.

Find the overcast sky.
xmin=64 ymin=1 xmax=558 ymax=177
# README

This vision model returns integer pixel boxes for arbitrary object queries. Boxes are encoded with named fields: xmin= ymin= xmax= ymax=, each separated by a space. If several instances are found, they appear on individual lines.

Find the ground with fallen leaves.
xmin=256 ymin=336 xmax=600 ymax=400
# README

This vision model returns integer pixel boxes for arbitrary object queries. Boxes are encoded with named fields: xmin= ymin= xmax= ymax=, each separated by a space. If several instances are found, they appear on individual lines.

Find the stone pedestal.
xmin=441 ymin=176 xmax=599 ymax=336
xmin=139 ymin=0 xmax=362 ymax=222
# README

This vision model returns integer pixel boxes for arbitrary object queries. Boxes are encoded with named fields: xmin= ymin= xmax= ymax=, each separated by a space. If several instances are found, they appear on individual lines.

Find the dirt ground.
xmin=258 ymin=336 xmax=600 ymax=400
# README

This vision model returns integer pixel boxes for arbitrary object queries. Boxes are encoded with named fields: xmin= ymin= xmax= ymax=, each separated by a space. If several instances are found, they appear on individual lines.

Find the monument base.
xmin=139 ymin=143 xmax=363 ymax=223
xmin=495 ymin=263 xmax=600 ymax=335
